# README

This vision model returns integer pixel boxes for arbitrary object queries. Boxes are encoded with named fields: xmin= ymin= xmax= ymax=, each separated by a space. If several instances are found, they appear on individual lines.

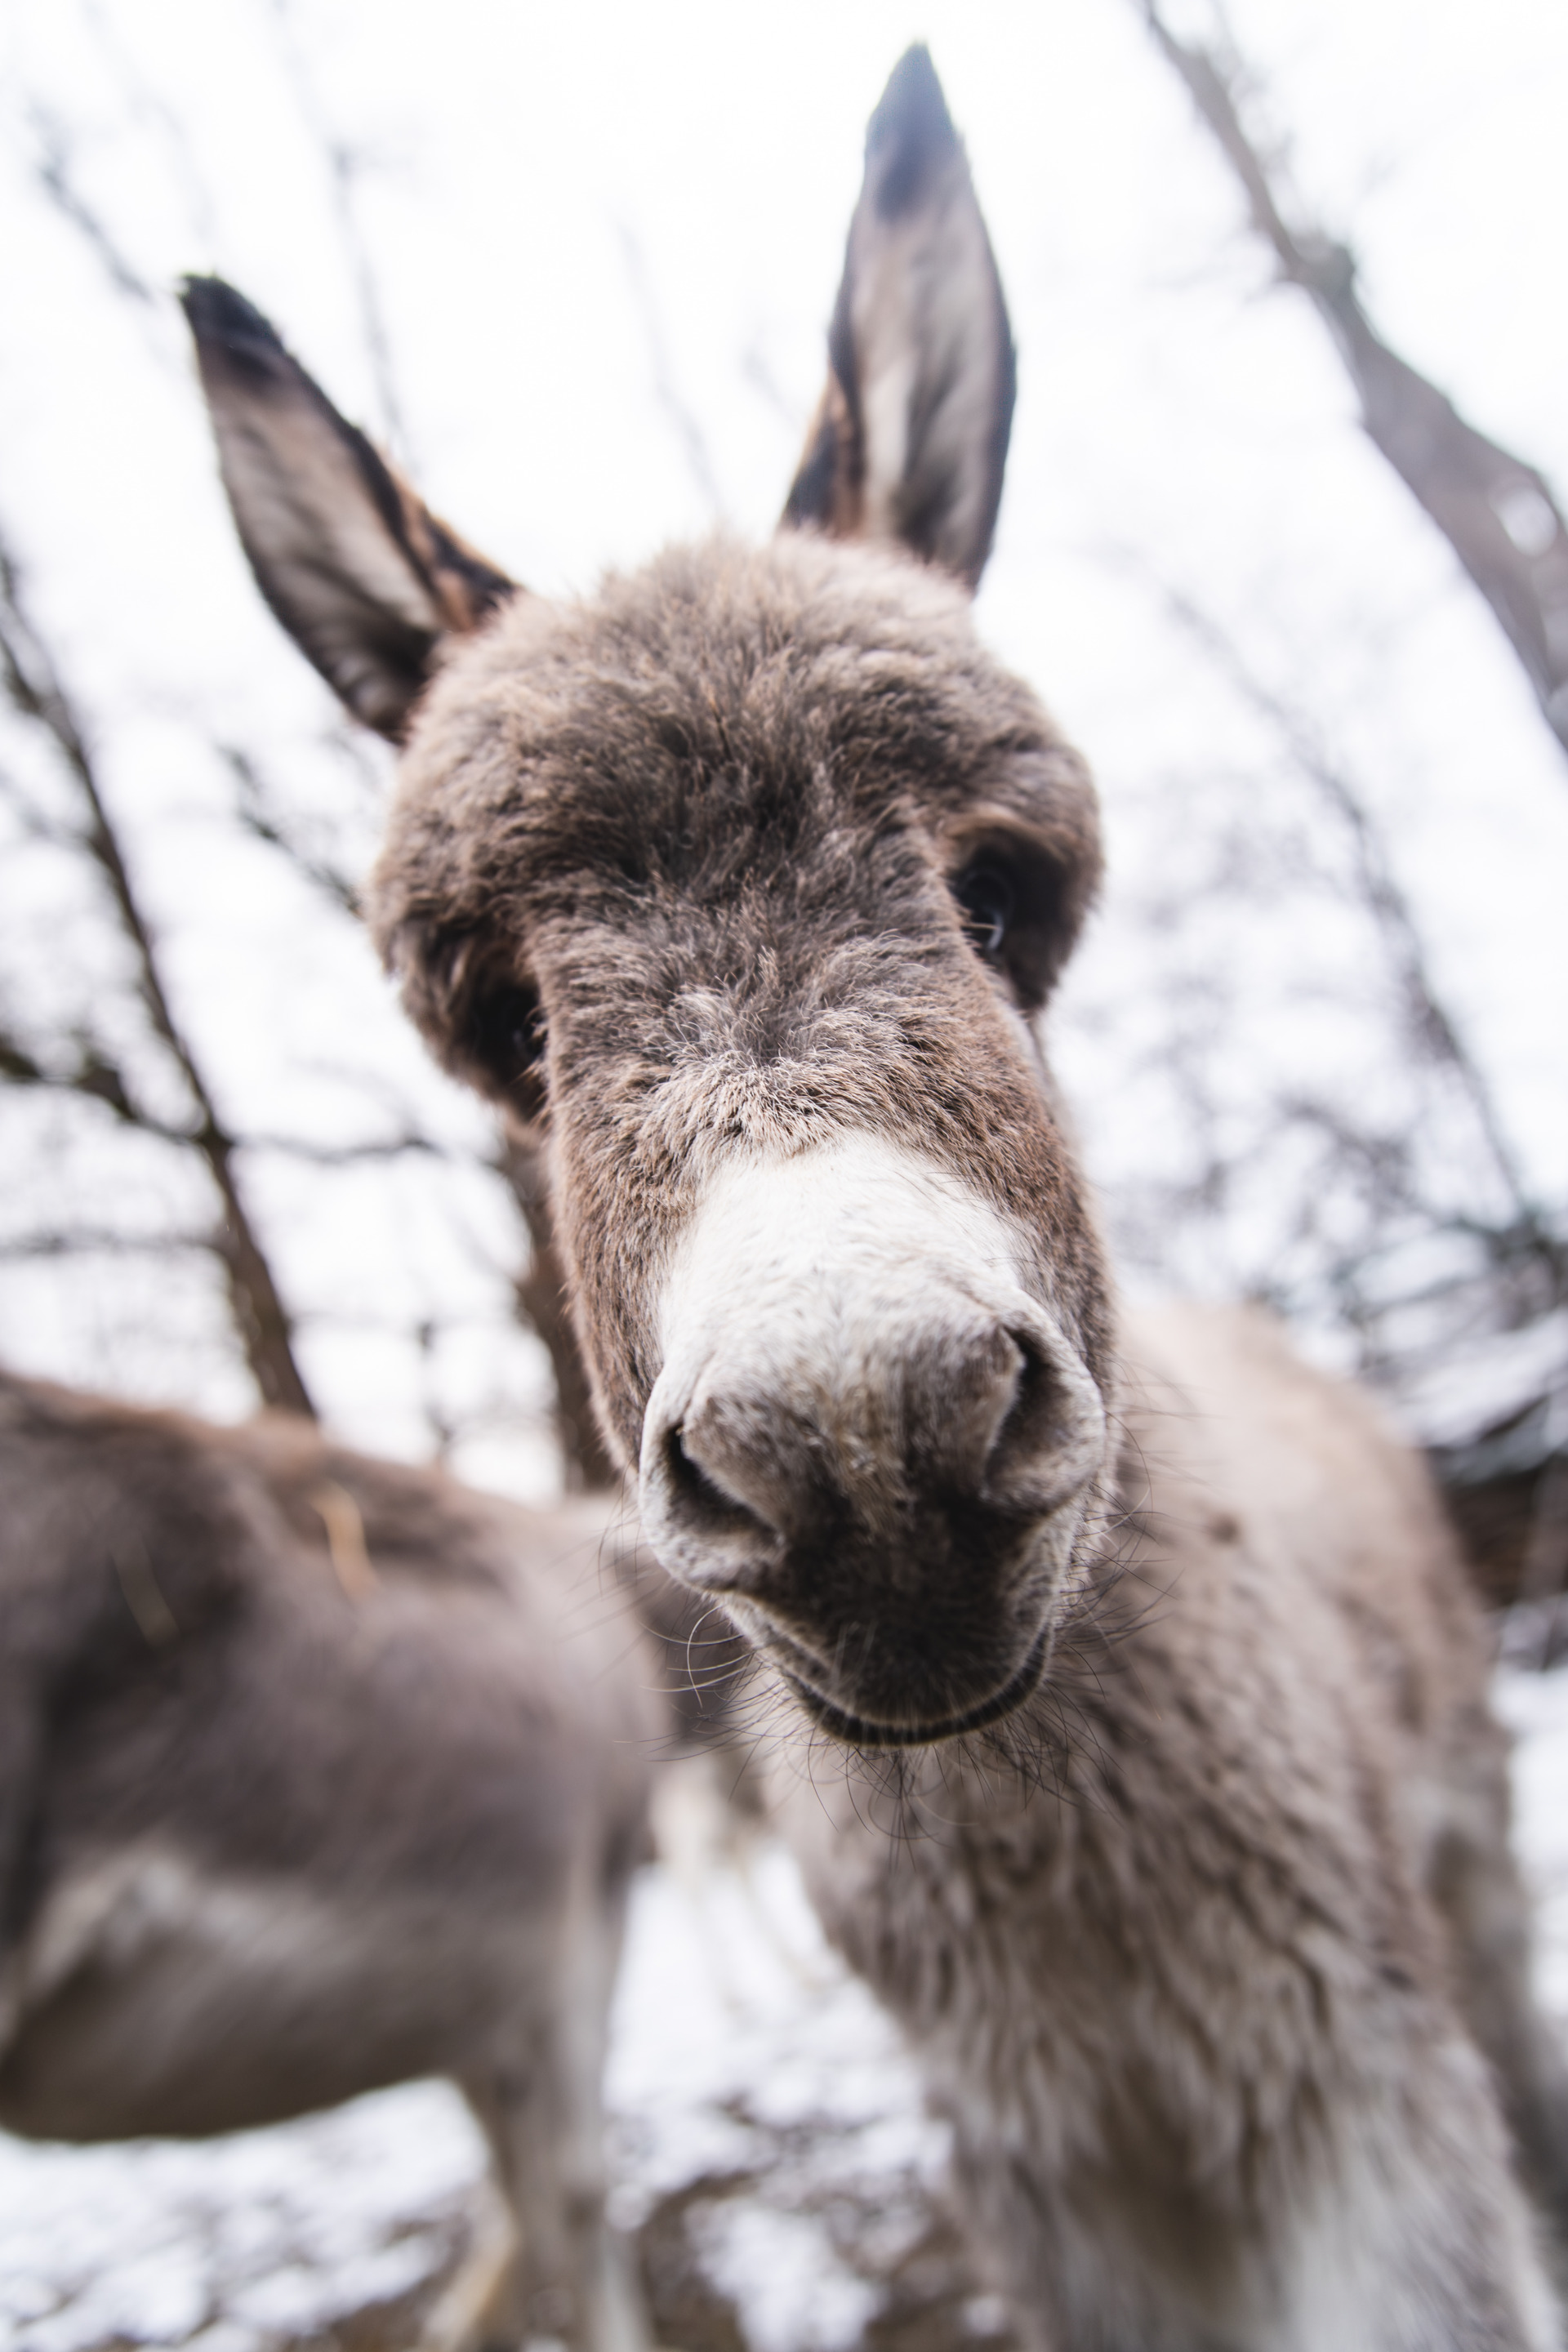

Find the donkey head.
xmin=187 ymin=48 xmax=1116 ymax=1746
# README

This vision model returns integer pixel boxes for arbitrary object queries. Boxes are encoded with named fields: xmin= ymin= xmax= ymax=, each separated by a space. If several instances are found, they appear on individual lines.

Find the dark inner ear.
xmin=181 ymin=275 xmax=517 ymax=742
xmin=781 ymin=45 xmax=1016 ymax=590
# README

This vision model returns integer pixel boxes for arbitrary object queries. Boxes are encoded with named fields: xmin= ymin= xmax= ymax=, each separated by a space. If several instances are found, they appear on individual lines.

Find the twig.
xmin=497 ymin=1132 xmax=619 ymax=1491
xmin=618 ymin=220 xmax=725 ymax=521
xmin=26 ymin=100 xmax=157 ymax=308
xmin=267 ymin=0 xmax=410 ymax=459
xmin=220 ymin=743 xmax=363 ymax=915
xmin=0 ymin=524 xmax=315 ymax=1414
xmin=1138 ymin=0 xmax=1568 ymax=764
xmin=1155 ymin=575 xmax=1557 ymax=1283
xmin=79 ymin=0 xmax=220 ymax=248
xmin=0 ymin=1227 xmax=211 ymax=1261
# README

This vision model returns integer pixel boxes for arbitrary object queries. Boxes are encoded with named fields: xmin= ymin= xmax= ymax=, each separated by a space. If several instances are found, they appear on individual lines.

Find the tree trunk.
xmin=1141 ymin=0 xmax=1568 ymax=763
xmin=500 ymin=1134 xmax=620 ymax=1491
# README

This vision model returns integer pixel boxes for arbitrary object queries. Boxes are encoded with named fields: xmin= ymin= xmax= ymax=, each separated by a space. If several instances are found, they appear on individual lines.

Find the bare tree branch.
xmin=1156 ymin=575 xmax=1562 ymax=1294
xmin=618 ymin=221 xmax=725 ymax=522
xmin=214 ymin=737 xmax=613 ymax=1480
xmin=5 ymin=16 xmax=610 ymax=1483
xmin=0 ymin=1227 xmax=211 ymax=1262
xmin=268 ymin=0 xmax=410 ymax=458
xmin=0 ymin=528 xmax=315 ymax=1416
xmin=1 ymin=1008 xmax=443 ymax=1173
xmin=0 ymin=1021 xmax=181 ymax=1138
xmin=250 ymin=1129 xmax=443 ymax=1166
xmin=0 ymin=759 xmax=79 ymax=847
xmin=80 ymin=0 xmax=220 ymax=248
xmin=219 ymin=743 xmax=362 ymax=915
xmin=1140 ymin=0 xmax=1568 ymax=764
xmin=741 ymin=336 xmax=808 ymax=439
xmin=26 ymin=100 xmax=158 ymax=309
xmin=498 ymin=1134 xmax=619 ymax=1491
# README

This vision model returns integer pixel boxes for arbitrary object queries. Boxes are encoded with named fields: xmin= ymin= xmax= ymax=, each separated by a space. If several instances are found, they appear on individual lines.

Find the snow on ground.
xmin=7 ymin=1677 xmax=1568 ymax=2352
xmin=604 ymin=1822 xmax=975 ymax=2352
xmin=0 ymin=2082 xmax=484 ymax=2352
xmin=0 ymin=1776 xmax=980 ymax=2352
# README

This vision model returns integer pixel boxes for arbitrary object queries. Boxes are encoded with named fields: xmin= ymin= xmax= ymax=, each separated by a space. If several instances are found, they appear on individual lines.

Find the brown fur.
xmin=360 ymin=536 xmax=1568 ymax=2341
xmin=373 ymin=534 xmax=1108 ymax=1468
xmin=770 ymin=1307 xmax=1568 ymax=2345
xmin=364 ymin=528 xmax=1568 ymax=2343
xmin=0 ymin=1372 xmax=657 ymax=2352
xmin=184 ymin=44 xmax=1568 ymax=2350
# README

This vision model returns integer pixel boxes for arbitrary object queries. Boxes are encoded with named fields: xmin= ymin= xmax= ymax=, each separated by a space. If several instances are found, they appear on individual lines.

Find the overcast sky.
xmin=2 ymin=0 xmax=1564 ymax=1476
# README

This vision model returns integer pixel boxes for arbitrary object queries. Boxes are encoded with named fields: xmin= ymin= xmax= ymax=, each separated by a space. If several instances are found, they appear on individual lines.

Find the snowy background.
xmin=5 ymin=1677 xmax=1568 ymax=2352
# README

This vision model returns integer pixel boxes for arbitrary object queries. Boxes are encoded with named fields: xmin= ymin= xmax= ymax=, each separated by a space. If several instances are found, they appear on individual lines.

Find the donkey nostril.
xmin=666 ymin=1424 xmax=770 ymax=1537
xmin=986 ymin=1335 xmax=1071 ymax=1499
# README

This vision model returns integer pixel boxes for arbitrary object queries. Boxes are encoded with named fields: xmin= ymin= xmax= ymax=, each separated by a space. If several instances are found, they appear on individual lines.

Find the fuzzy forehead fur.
xmin=372 ymin=532 xmax=1099 ymax=1036
xmin=369 ymin=532 xmax=1110 ymax=1458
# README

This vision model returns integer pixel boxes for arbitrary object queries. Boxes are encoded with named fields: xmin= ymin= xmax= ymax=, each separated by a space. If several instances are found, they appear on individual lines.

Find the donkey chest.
xmin=772 ymin=1732 xmax=1384 ymax=2196
xmin=774 ymin=1768 xmax=1098 ymax=2119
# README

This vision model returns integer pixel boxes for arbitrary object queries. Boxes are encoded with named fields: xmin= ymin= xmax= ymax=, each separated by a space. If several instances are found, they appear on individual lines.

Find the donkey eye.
xmin=465 ymin=981 xmax=549 ymax=1116
xmin=951 ymin=861 xmax=1015 ymax=961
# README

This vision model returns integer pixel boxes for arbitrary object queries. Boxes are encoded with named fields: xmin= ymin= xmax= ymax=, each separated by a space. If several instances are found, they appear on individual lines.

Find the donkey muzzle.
xmin=638 ymin=1135 xmax=1107 ymax=1740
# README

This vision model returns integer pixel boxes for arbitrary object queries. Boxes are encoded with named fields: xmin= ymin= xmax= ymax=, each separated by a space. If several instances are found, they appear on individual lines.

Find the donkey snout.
xmin=639 ymin=1301 xmax=1105 ymax=1725
xmin=639 ymin=1324 xmax=1099 ymax=1744
xmin=637 ymin=1137 xmax=1109 ymax=1735
xmin=645 ymin=1315 xmax=1055 ymax=1587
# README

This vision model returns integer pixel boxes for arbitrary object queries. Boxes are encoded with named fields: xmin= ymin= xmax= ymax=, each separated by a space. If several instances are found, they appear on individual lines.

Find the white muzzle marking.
xmin=639 ymin=1133 xmax=1106 ymax=1592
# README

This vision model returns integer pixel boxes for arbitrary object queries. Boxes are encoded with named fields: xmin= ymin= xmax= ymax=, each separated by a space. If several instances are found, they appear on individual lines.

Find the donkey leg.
xmin=546 ymin=1892 xmax=651 ymax=2352
xmin=461 ymin=2071 xmax=645 ymax=2352
xmin=459 ymin=2058 xmax=555 ymax=2351
xmin=954 ymin=2047 xmax=1561 ymax=2352
xmin=460 ymin=1956 xmax=647 ymax=2352
xmin=1268 ymin=2042 xmax=1563 ymax=2352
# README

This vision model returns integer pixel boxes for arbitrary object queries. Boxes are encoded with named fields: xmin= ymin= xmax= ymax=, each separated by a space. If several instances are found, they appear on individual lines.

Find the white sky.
xmin=1 ymin=0 xmax=1565 ymax=1467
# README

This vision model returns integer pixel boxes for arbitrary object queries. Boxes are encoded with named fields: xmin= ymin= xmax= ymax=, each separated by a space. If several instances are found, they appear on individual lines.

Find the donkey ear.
xmin=782 ymin=48 xmax=1015 ymax=592
xmin=180 ymin=276 xmax=517 ymax=741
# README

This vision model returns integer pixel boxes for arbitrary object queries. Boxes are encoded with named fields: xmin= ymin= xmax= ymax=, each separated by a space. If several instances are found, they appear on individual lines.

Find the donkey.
xmin=184 ymin=45 xmax=1568 ymax=2350
xmin=0 ymin=1371 xmax=657 ymax=2352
